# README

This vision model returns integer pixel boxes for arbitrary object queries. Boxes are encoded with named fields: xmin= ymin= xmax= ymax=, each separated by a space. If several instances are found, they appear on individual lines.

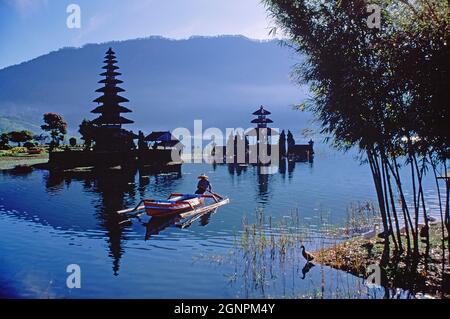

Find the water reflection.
xmin=218 ymin=157 xmax=313 ymax=203
xmin=225 ymin=163 xmax=249 ymax=176
xmin=40 ymin=157 xmax=312 ymax=275
xmin=301 ymin=262 xmax=315 ymax=280
xmin=256 ymin=166 xmax=270 ymax=202
xmin=143 ymin=216 xmax=181 ymax=240
xmin=2 ymin=156 xmax=312 ymax=277
xmin=140 ymin=209 xmax=218 ymax=240
xmin=3 ymin=151 xmax=441 ymax=298
xmin=1 ymin=166 xmax=34 ymax=180
xmin=198 ymin=211 xmax=214 ymax=227
xmin=44 ymin=166 xmax=182 ymax=275
xmin=45 ymin=168 xmax=135 ymax=275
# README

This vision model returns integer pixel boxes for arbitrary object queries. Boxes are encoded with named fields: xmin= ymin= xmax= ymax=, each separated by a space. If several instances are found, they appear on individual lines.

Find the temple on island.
xmin=284 ymin=130 xmax=314 ymax=162
xmin=47 ymin=48 xmax=182 ymax=171
xmin=212 ymin=105 xmax=314 ymax=164
xmin=247 ymin=105 xmax=277 ymax=161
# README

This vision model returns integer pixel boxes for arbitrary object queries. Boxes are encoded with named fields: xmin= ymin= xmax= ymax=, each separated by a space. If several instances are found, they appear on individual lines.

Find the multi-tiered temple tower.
xmin=91 ymin=48 xmax=136 ymax=151
xmin=251 ymin=105 xmax=273 ymax=129
xmin=251 ymin=105 xmax=273 ymax=160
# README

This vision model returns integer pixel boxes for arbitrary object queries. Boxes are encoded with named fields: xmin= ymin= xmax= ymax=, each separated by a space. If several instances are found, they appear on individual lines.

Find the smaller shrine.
xmin=212 ymin=105 xmax=314 ymax=164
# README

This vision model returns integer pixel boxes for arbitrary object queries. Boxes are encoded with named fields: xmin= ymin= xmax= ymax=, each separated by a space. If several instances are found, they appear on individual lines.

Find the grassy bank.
xmin=0 ymin=152 xmax=49 ymax=170
xmin=314 ymin=223 xmax=450 ymax=298
xmin=224 ymin=204 xmax=449 ymax=298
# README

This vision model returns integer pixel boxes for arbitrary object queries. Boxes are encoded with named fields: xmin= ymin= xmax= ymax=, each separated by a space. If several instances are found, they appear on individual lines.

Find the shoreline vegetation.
xmin=314 ymin=223 xmax=450 ymax=299
xmin=226 ymin=204 xmax=449 ymax=299
xmin=0 ymin=152 xmax=49 ymax=171
xmin=262 ymin=0 xmax=449 ymax=298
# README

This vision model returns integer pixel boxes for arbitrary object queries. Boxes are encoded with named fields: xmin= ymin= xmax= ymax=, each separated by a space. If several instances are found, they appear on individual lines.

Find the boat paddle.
xmin=207 ymin=190 xmax=223 ymax=200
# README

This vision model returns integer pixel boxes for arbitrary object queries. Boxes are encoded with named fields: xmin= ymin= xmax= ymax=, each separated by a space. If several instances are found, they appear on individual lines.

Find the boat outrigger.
xmin=117 ymin=192 xmax=230 ymax=222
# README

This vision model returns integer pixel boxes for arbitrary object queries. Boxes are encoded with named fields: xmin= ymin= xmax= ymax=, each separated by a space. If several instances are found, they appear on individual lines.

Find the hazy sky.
xmin=0 ymin=0 xmax=275 ymax=69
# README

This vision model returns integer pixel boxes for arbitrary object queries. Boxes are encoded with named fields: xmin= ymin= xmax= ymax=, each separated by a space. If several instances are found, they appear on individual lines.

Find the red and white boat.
xmin=144 ymin=193 xmax=205 ymax=217
xmin=117 ymin=193 xmax=230 ymax=220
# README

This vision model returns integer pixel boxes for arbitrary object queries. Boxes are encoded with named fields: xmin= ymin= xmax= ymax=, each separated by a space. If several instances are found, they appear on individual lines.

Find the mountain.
xmin=0 ymin=116 xmax=42 ymax=134
xmin=0 ymin=35 xmax=311 ymax=136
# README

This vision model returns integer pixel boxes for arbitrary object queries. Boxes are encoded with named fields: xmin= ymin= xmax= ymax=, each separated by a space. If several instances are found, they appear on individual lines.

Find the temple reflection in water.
xmin=44 ymin=166 xmax=181 ymax=276
xmin=32 ymin=150 xmax=312 ymax=276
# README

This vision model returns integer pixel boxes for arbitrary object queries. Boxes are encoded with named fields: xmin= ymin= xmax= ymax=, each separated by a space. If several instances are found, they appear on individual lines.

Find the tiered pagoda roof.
xmin=251 ymin=118 xmax=274 ymax=125
xmin=253 ymin=106 xmax=271 ymax=116
xmin=251 ymin=105 xmax=273 ymax=128
xmin=91 ymin=48 xmax=133 ymax=126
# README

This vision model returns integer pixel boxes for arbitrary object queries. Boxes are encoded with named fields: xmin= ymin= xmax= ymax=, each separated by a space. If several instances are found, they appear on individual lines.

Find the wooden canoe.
xmin=117 ymin=192 xmax=230 ymax=220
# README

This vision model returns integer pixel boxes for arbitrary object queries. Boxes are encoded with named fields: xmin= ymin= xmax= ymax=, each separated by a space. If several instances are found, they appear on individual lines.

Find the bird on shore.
xmin=420 ymin=224 xmax=429 ymax=238
xmin=361 ymin=242 xmax=374 ymax=257
xmin=301 ymin=245 xmax=315 ymax=262
xmin=362 ymin=224 xmax=379 ymax=239
xmin=377 ymin=227 xmax=393 ymax=240
xmin=426 ymin=215 xmax=437 ymax=224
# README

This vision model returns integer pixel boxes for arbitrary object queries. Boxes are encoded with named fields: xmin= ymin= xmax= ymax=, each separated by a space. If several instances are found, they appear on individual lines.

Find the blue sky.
xmin=0 ymin=0 xmax=275 ymax=69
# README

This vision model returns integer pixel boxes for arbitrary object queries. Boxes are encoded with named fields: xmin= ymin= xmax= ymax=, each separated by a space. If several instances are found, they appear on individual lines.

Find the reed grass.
xmin=216 ymin=203 xmax=390 ymax=298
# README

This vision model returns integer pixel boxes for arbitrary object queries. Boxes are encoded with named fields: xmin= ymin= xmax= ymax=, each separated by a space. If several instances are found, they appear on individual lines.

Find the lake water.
xmin=0 ymin=144 xmax=439 ymax=298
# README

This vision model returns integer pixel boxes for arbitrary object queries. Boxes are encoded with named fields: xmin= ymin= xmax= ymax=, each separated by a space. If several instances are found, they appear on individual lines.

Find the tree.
xmin=7 ymin=130 xmax=33 ymax=147
xmin=69 ymin=137 xmax=77 ymax=147
xmin=78 ymin=119 xmax=96 ymax=149
xmin=41 ymin=113 xmax=67 ymax=151
xmin=263 ymin=0 xmax=449 ymax=264
xmin=33 ymin=134 xmax=49 ymax=145
xmin=0 ymin=133 xmax=10 ymax=150
xmin=24 ymin=141 xmax=36 ymax=149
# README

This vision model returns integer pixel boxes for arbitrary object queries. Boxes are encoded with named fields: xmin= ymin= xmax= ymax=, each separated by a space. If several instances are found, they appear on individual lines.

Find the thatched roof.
xmin=253 ymin=105 xmax=271 ymax=116
xmin=145 ymin=131 xmax=179 ymax=142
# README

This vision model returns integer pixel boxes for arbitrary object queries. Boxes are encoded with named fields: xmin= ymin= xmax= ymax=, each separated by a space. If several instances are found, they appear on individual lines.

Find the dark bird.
xmin=420 ymin=224 xmax=429 ymax=238
xmin=362 ymin=224 xmax=379 ymax=239
xmin=361 ymin=242 xmax=374 ymax=257
xmin=426 ymin=215 xmax=437 ymax=224
xmin=301 ymin=245 xmax=315 ymax=262
xmin=301 ymin=262 xmax=315 ymax=280
xmin=377 ymin=229 xmax=393 ymax=239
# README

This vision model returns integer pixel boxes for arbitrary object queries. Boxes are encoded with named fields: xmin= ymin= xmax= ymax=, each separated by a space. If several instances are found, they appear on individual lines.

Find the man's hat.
xmin=198 ymin=174 xmax=208 ymax=179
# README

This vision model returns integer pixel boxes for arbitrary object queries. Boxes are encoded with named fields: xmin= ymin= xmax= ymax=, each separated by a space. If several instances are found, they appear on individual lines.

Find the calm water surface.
xmin=0 ymin=144 xmax=439 ymax=298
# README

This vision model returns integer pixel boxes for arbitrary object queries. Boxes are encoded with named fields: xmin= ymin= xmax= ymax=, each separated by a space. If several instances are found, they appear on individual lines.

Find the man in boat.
xmin=195 ymin=174 xmax=212 ymax=194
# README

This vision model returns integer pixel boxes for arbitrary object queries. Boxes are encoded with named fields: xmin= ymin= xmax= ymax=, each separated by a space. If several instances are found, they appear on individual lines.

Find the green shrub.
xmin=24 ymin=141 xmax=36 ymax=149
xmin=69 ymin=137 xmax=77 ymax=147
xmin=10 ymin=147 xmax=28 ymax=154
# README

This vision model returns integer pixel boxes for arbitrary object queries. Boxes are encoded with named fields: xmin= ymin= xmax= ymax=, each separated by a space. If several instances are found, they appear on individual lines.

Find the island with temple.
xmin=212 ymin=105 xmax=314 ymax=164
xmin=46 ymin=48 xmax=183 ymax=172
xmin=41 ymin=48 xmax=312 ymax=172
